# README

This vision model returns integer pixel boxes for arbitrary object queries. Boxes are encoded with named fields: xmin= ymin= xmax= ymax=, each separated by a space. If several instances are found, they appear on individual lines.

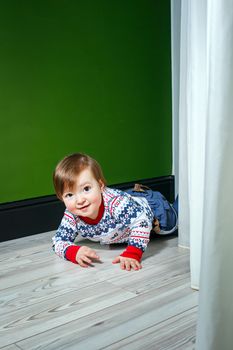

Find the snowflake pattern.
xmin=52 ymin=187 xmax=154 ymax=259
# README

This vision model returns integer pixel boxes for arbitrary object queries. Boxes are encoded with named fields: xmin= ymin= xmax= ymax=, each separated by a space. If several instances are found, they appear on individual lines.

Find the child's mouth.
xmin=78 ymin=204 xmax=90 ymax=211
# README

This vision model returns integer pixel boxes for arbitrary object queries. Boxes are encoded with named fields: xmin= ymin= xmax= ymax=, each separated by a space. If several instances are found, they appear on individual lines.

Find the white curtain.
xmin=171 ymin=0 xmax=233 ymax=349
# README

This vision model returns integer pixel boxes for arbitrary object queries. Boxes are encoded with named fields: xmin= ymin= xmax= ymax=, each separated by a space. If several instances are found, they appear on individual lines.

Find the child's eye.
xmin=83 ymin=186 xmax=91 ymax=193
xmin=64 ymin=193 xmax=73 ymax=199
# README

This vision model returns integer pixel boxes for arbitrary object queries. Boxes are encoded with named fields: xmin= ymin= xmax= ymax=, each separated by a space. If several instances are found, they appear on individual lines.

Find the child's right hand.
xmin=75 ymin=246 xmax=100 ymax=267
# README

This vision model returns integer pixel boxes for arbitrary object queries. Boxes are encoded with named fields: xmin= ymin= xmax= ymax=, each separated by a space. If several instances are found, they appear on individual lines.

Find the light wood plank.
xmin=0 ymin=345 xmax=21 ymax=350
xmin=104 ymin=307 xmax=197 ymax=350
xmin=16 ymin=282 xmax=198 ymax=350
xmin=0 ymin=232 xmax=198 ymax=350
xmin=0 ymin=281 xmax=136 ymax=348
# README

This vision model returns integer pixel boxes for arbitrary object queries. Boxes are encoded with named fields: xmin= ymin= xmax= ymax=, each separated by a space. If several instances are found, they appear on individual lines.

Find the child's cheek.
xmin=92 ymin=195 xmax=101 ymax=204
xmin=91 ymin=193 xmax=102 ymax=206
xmin=64 ymin=200 xmax=74 ymax=211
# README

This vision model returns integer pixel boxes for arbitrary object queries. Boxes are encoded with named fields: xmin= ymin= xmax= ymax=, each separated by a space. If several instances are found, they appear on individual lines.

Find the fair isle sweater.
xmin=52 ymin=187 xmax=154 ymax=263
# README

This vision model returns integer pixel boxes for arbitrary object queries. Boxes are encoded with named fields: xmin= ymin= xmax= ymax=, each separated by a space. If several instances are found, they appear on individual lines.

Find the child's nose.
xmin=75 ymin=194 xmax=85 ymax=204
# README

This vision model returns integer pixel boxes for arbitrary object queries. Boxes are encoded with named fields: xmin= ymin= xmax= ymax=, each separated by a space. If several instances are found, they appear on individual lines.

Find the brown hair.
xmin=53 ymin=153 xmax=106 ymax=200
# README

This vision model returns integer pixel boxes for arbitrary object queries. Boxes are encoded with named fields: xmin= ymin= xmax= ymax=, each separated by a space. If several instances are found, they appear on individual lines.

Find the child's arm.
xmin=110 ymin=194 xmax=153 ymax=270
xmin=52 ymin=211 xmax=78 ymax=259
xmin=52 ymin=211 xmax=99 ymax=266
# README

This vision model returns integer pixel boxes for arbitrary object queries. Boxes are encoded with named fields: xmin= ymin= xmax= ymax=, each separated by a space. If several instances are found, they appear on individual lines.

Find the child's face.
xmin=62 ymin=167 xmax=104 ymax=219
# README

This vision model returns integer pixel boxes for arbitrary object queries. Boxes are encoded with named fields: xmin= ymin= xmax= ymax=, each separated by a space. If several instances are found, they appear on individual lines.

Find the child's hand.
xmin=112 ymin=256 xmax=142 ymax=271
xmin=76 ymin=246 xmax=100 ymax=267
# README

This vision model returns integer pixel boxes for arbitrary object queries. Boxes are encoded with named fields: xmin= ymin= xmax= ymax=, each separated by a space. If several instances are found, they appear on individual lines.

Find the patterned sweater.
xmin=52 ymin=187 xmax=154 ymax=263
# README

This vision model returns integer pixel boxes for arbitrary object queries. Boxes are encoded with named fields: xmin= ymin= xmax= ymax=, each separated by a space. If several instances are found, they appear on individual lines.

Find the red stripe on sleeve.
xmin=120 ymin=246 xmax=143 ymax=262
xmin=65 ymin=245 xmax=81 ymax=264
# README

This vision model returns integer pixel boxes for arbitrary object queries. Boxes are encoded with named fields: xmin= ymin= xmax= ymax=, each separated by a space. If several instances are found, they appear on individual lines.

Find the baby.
xmin=52 ymin=152 xmax=155 ymax=271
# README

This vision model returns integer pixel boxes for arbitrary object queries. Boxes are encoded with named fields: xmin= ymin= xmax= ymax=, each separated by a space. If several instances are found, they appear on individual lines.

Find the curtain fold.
xmin=175 ymin=0 xmax=207 ymax=288
xmin=171 ymin=0 xmax=181 ymax=197
xmin=172 ymin=0 xmax=233 ymax=348
xmin=196 ymin=1 xmax=233 ymax=348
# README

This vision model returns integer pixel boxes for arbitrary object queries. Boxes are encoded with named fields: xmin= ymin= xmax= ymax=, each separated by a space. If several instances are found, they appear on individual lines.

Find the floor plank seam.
xmin=92 ymin=307 xmax=198 ymax=350
xmin=0 ymin=234 xmax=198 ymax=350
xmin=1 ymin=291 xmax=139 ymax=347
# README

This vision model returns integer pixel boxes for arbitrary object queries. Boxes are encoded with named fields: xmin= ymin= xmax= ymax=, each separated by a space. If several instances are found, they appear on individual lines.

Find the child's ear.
xmin=99 ymin=180 xmax=105 ymax=191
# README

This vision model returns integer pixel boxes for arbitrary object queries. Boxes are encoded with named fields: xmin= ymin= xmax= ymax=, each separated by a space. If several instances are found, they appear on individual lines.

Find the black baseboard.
xmin=0 ymin=176 xmax=174 ymax=242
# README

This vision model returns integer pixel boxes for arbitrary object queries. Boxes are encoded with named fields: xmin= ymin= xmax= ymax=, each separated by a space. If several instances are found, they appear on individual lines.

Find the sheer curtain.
xmin=171 ymin=0 xmax=233 ymax=349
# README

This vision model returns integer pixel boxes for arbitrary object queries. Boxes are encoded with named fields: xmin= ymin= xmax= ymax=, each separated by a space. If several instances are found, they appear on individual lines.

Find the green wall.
xmin=0 ymin=0 xmax=172 ymax=203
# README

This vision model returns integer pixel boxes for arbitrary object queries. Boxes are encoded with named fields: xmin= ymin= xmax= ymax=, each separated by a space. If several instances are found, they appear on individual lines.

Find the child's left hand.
xmin=112 ymin=256 xmax=142 ymax=271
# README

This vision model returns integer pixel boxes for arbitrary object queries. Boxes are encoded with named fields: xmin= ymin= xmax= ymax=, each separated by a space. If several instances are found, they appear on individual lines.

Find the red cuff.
xmin=120 ymin=246 xmax=143 ymax=262
xmin=65 ymin=245 xmax=81 ymax=264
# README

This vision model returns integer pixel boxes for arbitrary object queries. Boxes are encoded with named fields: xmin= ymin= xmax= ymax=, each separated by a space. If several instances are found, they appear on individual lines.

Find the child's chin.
xmin=77 ymin=209 xmax=92 ymax=217
xmin=69 ymin=208 xmax=83 ymax=216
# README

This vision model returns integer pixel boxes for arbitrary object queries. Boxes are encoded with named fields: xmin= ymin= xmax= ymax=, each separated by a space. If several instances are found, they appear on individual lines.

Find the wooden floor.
xmin=0 ymin=232 xmax=198 ymax=350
